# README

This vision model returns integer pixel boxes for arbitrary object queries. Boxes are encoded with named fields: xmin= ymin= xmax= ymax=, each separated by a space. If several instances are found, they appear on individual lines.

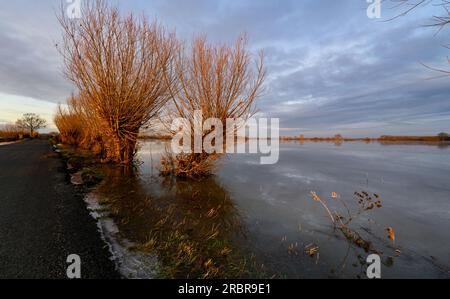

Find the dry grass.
xmin=310 ymin=191 xmax=388 ymax=253
xmin=0 ymin=124 xmax=28 ymax=142
xmin=92 ymin=169 xmax=267 ymax=279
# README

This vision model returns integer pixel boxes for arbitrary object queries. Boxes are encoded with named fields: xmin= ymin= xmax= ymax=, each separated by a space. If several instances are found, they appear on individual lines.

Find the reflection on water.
xmin=93 ymin=161 xmax=266 ymax=278
xmin=378 ymin=141 xmax=450 ymax=149
xmin=89 ymin=141 xmax=450 ymax=278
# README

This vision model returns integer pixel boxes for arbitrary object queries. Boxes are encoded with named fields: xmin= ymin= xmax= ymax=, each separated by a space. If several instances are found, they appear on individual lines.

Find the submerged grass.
xmin=94 ymin=169 xmax=270 ymax=279
xmin=131 ymin=230 xmax=245 ymax=279
xmin=54 ymin=143 xmax=269 ymax=279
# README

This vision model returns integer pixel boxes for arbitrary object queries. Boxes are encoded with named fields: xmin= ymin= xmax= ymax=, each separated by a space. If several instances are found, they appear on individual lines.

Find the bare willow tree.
xmin=386 ymin=0 xmax=450 ymax=26
xmin=386 ymin=0 xmax=450 ymax=74
xmin=161 ymin=35 xmax=265 ymax=178
xmin=16 ymin=113 xmax=47 ymax=137
xmin=54 ymin=102 xmax=84 ymax=146
xmin=58 ymin=0 xmax=179 ymax=163
xmin=54 ymin=94 xmax=103 ymax=152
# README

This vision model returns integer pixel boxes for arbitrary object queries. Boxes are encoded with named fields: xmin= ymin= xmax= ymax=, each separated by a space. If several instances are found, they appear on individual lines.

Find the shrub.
xmin=160 ymin=152 xmax=220 ymax=179
xmin=161 ymin=35 xmax=265 ymax=178
xmin=0 ymin=124 xmax=27 ymax=142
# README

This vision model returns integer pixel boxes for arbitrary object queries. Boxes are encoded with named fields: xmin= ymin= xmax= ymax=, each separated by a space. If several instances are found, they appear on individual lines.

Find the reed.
xmin=310 ymin=191 xmax=386 ymax=253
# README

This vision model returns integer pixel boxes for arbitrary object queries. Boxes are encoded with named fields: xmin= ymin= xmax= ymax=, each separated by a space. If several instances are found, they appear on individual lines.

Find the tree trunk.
xmin=121 ymin=138 xmax=137 ymax=164
xmin=103 ymin=130 xmax=138 ymax=164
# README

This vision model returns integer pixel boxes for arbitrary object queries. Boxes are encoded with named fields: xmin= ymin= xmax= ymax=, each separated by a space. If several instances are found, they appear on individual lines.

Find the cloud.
xmin=0 ymin=0 xmax=449 ymax=135
xmin=0 ymin=0 xmax=73 ymax=103
xmin=0 ymin=92 xmax=58 ymax=128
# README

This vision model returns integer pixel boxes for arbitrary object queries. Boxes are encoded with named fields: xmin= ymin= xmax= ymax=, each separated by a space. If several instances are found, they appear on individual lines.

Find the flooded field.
xmin=89 ymin=141 xmax=450 ymax=279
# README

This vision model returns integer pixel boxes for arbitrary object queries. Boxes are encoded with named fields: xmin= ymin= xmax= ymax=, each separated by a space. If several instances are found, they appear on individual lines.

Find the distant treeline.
xmin=378 ymin=135 xmax=450 ymax=142
xmin=280 ymin=134 xmax=367 ymax=142
xmin=279 ymin=133 xmax=450 ymax=143
xmin=140 ymin=133 xmax=450 ymax=143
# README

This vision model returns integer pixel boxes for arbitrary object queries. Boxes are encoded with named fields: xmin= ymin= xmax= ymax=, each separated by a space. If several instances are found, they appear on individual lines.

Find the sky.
xmin=0 ymin=0 xmax=449 ymax=137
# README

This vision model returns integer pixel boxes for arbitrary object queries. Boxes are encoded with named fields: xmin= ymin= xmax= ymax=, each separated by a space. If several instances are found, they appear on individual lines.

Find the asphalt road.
xmin=0 ymin=139 xmax=120 ymax=279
